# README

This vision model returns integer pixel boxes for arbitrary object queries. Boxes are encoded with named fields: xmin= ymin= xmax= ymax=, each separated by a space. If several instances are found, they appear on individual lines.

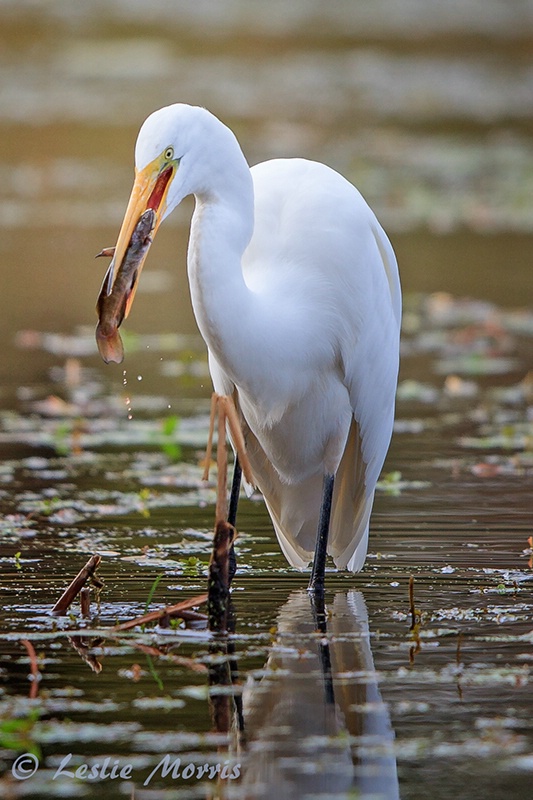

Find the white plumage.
xmin=106 ymin=104 xmax=401 ymax=575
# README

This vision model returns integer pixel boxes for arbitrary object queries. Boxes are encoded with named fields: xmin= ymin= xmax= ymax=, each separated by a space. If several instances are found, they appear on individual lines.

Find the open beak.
xmin=95 ymin=158 xmax=175 ymax=363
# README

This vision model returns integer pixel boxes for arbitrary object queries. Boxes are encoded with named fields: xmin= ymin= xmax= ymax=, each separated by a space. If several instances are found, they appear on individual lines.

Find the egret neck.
xmin=187 ymin=160 xmax=260 ymax=393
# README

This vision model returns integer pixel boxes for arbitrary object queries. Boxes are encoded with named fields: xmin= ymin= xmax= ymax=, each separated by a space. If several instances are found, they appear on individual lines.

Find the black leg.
xmin=227 ymin=457 xmax=242 ymax=583
xmin=308 ymin=473 xmax=335 ymax=594
xmin=228 ymin=456 xmax=242 ymax=527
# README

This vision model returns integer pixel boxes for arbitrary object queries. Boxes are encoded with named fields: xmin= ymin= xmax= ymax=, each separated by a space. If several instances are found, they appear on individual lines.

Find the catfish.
xmin=95 ymin=208 xmax=156 ymax=364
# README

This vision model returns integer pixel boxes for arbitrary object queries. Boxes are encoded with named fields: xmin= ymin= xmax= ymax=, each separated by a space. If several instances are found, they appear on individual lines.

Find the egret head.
xmin=96 ymin=104 xmax=234 ymax=362
xmin=134 ymin=104 xmax=223 ymax=216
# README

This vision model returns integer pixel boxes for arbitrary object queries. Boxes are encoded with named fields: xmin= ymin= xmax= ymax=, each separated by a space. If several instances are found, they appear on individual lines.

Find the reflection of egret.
xmin=98 ymin=104 xmax=401 ymax=590
xmin=229 ymin=591 xmax=399 ymax=799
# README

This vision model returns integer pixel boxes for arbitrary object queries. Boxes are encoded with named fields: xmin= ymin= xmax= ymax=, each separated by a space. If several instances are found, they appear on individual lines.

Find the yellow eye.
xmin=164 ymin=146 xmax=174 ymax=161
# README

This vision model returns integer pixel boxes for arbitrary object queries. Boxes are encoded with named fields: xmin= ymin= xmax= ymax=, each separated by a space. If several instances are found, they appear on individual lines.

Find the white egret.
xmin=96 ymin=104 xmax=401 ymax=592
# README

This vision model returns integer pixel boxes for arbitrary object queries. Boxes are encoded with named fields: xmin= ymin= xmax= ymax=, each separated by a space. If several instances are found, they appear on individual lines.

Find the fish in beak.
xmin=96 ymin=208 xmax=155 ymax=363
xmin=95 ymin=156 xmax=175 ymax=363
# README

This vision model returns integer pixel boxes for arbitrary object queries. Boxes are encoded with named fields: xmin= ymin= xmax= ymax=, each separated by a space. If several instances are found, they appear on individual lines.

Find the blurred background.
xmin=1 ymin=0 xmax=532 ymax=407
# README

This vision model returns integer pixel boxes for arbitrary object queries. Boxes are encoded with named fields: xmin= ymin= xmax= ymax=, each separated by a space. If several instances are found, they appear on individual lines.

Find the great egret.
xmin=96 ymin=104 xmax=401 ymax=592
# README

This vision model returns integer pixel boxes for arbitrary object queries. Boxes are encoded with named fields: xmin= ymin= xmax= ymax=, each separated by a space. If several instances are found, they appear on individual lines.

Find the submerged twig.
xmin=80 ymin=587 xmax=91 ymax=618
xmin=111 ymin=593 xmax=208 ymax=632
xmin=51 ymin=554 xmax=102 ymax=616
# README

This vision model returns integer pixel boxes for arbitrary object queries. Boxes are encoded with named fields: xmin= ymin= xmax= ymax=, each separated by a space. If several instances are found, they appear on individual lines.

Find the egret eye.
xmin=164 ymin=146 xmax=174 ymax=161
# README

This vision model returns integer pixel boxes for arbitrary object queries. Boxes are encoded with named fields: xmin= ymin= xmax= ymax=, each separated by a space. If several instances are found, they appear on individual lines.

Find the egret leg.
xmin=227 ymin=457 xmax=242 ymax=583
xmin=308 ymin=473 xmax=335 ymax=594
xmin=228 ymin=456 xmax=242 ymax=527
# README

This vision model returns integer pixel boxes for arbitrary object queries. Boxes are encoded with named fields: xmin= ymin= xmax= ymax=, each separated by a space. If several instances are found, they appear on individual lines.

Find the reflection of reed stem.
xmin=21 ymin=638 xmax=40 ymax=699
xmin=408 ymin=575 xmax=422 ymax=664
xmin=408 ymin=575 xmax=422 ymax=630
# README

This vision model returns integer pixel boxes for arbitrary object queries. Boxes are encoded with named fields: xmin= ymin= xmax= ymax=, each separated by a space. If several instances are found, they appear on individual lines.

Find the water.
xmin=1 ymin=2 xmax=533 ymax=798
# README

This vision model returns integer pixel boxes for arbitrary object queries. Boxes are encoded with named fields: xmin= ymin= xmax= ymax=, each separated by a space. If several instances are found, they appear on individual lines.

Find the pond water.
xmin=1 ymin=2 xmax=533 ymax=799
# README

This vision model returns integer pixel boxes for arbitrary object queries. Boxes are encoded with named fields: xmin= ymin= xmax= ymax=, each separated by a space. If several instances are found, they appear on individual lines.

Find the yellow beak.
xmin=107 ymin=158 xmax=174 ymax=315
xmin=95 ymin=157 xmax=175 ymax=363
